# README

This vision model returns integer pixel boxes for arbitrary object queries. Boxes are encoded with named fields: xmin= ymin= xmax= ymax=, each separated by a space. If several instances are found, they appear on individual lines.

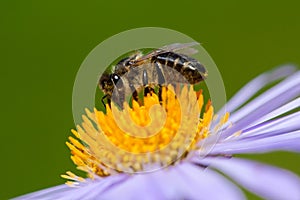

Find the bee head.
xmin=99 ymin=73 xmax=122 ymax=93
xmin=99 ymin=73 xmax=113 ymax=92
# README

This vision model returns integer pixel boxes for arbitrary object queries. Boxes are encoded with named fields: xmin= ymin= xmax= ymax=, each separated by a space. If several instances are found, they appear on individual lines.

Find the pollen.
xmin=63 ymin=85 xmax=229 ymax=183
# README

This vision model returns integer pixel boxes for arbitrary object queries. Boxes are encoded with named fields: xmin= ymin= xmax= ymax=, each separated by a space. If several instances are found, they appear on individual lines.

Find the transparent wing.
xmin=133 ymin=42 xmax=199 ymax=64
xmin=160 ymin=42 xmax=200 ymax=55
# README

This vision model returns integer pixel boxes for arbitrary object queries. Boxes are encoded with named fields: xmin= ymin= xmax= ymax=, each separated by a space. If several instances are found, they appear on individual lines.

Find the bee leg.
xmin=158 ymin=85 xmax=163 ymax=102
xmin=155 ymin=63 xmax=165 ymax=84
xmin=113 ymin=88 xmax=125 ymax=109
xmin=107 ymin=98 xmax=111 ymax=107
xmin=101 ymin=95 xmax=106 ymax=108
xmin=155 ymin=63 xmax=166 ymax=102
xmin=143 ymin=69 xmax=155 ymax=97
xmin=142 ymin=69 xmax=148 ymax=86
xmin=132 ymin=90 xmax=139 ymax=103
xmin=144 ymin=86 xmax=155 ymax=97
xmin=129 ymin=83 xmax=138 ymax=103
xmin=101 ymin=94 xmax=111 ymax=109
xmin=110 ymin=74 xmax=125 ymax=108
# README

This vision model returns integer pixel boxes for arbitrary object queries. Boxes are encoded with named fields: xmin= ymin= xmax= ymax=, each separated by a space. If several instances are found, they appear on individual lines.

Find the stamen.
xmin=62 ymin=85 xmax=230 ymax=183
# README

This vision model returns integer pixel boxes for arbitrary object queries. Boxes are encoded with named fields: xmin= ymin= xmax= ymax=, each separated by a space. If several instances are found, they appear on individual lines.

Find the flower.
xmin=14 ymin=65 xmax=300 ymax=200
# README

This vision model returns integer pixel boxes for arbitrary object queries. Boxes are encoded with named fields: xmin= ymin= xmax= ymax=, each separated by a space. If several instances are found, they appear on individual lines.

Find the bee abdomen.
xmin=152 ymin=52 xmax=184 ymax=70
xmin=152 ymin=52 xmax=207 ymax=84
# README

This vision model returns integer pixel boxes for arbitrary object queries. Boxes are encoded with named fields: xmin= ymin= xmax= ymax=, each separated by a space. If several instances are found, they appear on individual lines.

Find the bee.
xmin=99 ymin=42 xmax=208 ymax=106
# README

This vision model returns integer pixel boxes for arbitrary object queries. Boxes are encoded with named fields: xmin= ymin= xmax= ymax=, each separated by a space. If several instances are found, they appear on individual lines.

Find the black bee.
xmin=99 ymin=42 xmax=208 ymax=106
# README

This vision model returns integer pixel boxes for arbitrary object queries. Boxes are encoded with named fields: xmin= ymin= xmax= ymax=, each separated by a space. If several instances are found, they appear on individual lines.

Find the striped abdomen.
xmin=151 ymin=52 xmax=207 ymax=84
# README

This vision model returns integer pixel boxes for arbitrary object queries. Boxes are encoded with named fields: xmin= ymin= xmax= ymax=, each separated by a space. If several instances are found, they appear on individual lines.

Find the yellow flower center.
xmin=63 ymin=85 xmax=229 ymax=184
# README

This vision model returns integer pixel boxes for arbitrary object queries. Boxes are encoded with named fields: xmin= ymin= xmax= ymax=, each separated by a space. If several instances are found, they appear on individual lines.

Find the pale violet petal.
xmin=220 ymin=71 xmax=300 ymax=139
xmin=200 ymin=111 xmax=300 ymax=156
xmin=101 ymin=162 xmax=245 ymax=200
xmin=176 ymin=163 xmax=246 ymax=200
xmin=217 ymin=65 xmax=296 ymax=115
xmin=100 ymin=173 xmax=164 ymax=200
xmin=12 ymin=175 xmax=129 ymax=200
xmin=225 ymin=69 xmax=300 ymax=123
xmin=239 ymin=111 xmax=300 ymax=139
xmin=209 ymin=130 xmax=300 ymax=154
xmin=12 ymin=184 xmax=72 ymax=200
xmin=246 ymin=97 xmax=300 ymax=128
xmin=195 ymin=157 xmax=300 ymax=200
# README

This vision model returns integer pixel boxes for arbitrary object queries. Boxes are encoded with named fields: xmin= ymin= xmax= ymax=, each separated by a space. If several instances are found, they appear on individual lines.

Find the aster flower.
xmin=14 ymin=65 xmax=300 ymax=200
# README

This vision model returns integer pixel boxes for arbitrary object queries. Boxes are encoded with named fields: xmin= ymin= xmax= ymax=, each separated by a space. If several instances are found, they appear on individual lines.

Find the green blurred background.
xmin=1 ymin=1 xmax=300 ymax=199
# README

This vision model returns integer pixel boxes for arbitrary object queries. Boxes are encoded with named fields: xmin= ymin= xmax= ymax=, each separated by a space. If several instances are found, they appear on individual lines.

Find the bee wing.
xmin=159 ymin=42 xmax=199 ymax=54
xmin=173 ymin=46 xmax=198 ymax=55
xmin=133 ymin=42 xmax=199 ymax=64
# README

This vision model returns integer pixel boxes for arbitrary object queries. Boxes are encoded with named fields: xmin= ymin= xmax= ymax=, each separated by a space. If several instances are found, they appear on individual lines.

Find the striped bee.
xmin=99 ymin=42 xmax=208 ymax=106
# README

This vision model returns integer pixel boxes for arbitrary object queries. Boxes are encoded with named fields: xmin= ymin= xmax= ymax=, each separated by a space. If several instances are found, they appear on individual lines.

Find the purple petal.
xmin=247 ymin=97 xmax=300 ymax=127
xmin=200 ymin=110 xmax=300 ymax=156
xmin=217 ymin=65 xmax=296 ymax=115
xmin=101 ymin=162 xmax=246 ymax=200
xmin=100 ymin=173 xmax=164 ymax=200
xmin=220 ymin=71 xmax=300 ymax=139
xmin=12 ymin=175 xmax=129 ymax=200
xmin=14 ymin=164 xmax=245 ymax=200
xmin=209 ymin=130 xmax=300 ymax=154
xmin=176 ymin=163 xmax=246 ymax=200
xmin=12 ymin=184 xmax=72 ymax=200
xmin=225 ymin=68 xmax=299 ymax=122
xmin=195 ymin=157 xmax=300 ymax=200
xmin=240 ymin=111 xmax=300 ymax=139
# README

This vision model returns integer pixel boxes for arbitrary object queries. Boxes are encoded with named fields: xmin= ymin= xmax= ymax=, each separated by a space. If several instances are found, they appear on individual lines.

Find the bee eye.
xmin=111 ymin=73 xmax=120 ymax=84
